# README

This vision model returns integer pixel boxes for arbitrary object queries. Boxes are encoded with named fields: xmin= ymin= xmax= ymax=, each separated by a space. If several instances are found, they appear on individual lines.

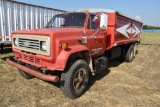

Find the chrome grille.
xmin=18 ymin=38 xmax=40 ymax=50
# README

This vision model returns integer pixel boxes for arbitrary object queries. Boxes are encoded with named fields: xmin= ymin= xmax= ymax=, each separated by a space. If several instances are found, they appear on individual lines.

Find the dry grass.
xmin=0 ymin=32 xmax=160 ymax=107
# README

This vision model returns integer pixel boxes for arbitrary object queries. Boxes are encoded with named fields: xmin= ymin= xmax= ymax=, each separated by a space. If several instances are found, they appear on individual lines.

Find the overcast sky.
xmin=15 ymin=0 xmax=160 ymax=26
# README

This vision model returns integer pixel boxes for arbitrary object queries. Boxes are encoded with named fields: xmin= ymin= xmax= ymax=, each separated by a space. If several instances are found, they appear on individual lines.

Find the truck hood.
xmin=12 ymin=28 xmax=82 ymax=35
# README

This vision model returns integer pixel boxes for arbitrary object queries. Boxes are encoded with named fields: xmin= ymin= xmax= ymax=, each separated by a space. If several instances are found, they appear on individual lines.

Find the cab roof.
xmin=74 ymin=8 xmax=115 ymax=13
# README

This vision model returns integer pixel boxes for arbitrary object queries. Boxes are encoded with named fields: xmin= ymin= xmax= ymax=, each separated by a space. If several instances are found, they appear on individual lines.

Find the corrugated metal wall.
xmin=0 ymin=0 xmax=65 ymax=43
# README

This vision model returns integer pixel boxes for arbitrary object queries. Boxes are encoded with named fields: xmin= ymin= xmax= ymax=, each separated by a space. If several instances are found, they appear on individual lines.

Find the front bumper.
xmin=6 ymin=58 xmax=59 ymax=82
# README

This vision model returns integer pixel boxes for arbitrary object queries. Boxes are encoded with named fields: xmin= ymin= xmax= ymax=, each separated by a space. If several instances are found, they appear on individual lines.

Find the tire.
xmin=119 ymin=45 xmax=127 ymax=61
xmin=126 ymin=44 xmax=135 ymax=62
xmin=60 ymin=59 xmax=90 ymax=99
xmin=18 ymin=64 xmax=34 ymax=79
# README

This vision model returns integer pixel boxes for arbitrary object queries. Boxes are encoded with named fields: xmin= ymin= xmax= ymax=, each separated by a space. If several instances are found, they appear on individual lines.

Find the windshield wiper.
xmin=60 ymin=24 xmax=68 ymax=27
xmin=46 ymin=25 xmax=54 ymax=28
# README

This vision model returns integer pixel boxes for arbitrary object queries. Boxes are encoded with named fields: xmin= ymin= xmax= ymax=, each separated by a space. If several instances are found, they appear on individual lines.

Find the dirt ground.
xmin=0 ymin=32 xmax=160 ymax=107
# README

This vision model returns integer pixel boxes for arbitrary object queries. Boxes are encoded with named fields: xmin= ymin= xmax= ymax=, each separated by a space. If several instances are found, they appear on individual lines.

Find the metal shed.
xmin=0 ymin=0 xmax=66 ymax=45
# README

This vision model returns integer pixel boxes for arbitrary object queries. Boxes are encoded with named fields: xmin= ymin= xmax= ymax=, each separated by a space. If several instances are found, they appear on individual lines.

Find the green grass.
xmin=141 ymin=32 xmax=160 ymax=45
xmin=142 ymin=32 xmax=160 ymax=37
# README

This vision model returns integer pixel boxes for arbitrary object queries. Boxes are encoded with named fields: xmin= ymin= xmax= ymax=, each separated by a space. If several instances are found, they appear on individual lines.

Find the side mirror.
xmin=100 ymin=13 xmax=108 ymax=30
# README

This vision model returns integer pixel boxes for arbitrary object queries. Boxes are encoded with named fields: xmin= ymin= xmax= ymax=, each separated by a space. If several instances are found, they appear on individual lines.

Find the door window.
xmin=88 ymin=15 xmax=100 ymax=30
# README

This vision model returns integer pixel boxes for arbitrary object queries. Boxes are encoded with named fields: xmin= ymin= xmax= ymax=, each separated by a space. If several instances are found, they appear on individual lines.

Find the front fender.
xmin=54 ymin=45 xmax=89 ymax=70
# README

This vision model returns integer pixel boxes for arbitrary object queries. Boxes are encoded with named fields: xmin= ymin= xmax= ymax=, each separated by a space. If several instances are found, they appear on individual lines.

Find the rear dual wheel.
xmin=60 ymin=59 xmax=90 ymax=99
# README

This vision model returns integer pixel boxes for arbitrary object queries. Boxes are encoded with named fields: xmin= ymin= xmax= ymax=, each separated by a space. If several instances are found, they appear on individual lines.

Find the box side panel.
xmin=115 ymin=13 xmax=143 ymax=46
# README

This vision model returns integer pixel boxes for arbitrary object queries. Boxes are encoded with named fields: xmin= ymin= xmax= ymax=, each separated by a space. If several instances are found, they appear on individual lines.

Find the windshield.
xmin=46 ymin=13 xmax=86 ymax=28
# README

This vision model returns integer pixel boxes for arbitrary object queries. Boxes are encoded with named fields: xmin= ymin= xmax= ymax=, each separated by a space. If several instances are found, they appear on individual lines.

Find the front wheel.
xmin=60 ymin=59 xmax=90 ymax=99
xmin=18 ymin=64 xmax=34 ymax=79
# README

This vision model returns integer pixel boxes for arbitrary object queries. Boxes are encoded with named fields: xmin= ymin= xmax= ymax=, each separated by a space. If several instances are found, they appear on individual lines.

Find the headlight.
xmin=14 ymin=38 xmax=18 ymax=46
xmin=40 ymin=41 xmax=46 ymax=51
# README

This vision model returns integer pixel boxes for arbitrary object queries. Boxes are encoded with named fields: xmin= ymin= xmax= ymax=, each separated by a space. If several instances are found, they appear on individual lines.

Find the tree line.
xmin=143 ymin=25 xmax=160 ymax=29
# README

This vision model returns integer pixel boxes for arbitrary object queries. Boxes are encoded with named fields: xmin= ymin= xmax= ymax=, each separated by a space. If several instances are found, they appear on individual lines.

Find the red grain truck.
xmin=6 ymin=8 xmax=143 ymax=99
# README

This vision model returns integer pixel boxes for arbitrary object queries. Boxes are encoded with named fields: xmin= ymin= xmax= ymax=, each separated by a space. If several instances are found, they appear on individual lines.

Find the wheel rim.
xmin=73 ymin=69 xmax=87 ymax=91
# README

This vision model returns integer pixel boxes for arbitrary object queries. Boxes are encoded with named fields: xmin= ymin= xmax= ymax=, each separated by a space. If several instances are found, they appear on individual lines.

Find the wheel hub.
xmin=73 ymin=69 xmax=86 ymax=90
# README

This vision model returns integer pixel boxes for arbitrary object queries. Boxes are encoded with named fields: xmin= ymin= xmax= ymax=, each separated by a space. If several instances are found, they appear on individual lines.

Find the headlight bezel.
xmin=40 ymin=41 xmax=47 ymax=51
xmin=14 ymin=38 xmax=18 ymax=46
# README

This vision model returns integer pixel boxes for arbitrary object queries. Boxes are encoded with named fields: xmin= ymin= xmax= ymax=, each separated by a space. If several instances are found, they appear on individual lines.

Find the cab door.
xmin=85 ymin=15 xmax=106 ymax=57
